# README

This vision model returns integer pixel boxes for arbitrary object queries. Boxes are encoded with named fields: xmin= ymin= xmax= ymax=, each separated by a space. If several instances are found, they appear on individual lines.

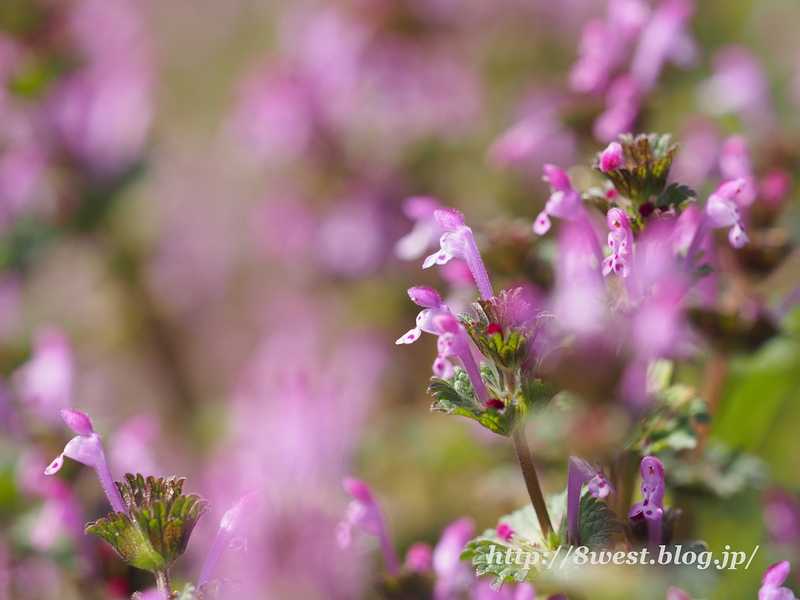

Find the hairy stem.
xmin=155 ymin=569 xmax=171 ymax=599
xmin=512 ymin=427 xmax=553 ymax=538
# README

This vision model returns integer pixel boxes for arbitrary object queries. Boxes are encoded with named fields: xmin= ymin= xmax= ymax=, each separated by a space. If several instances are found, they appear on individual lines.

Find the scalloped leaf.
xmin=577 ymin=494 xmax=623 ymax=550
xmin=117 ymin=473 xmax=186 ymax=512
xmin=428 ymin=377 xmax=512 ymax=436
xmin=86 ymin=512 xmax=166 ymax=571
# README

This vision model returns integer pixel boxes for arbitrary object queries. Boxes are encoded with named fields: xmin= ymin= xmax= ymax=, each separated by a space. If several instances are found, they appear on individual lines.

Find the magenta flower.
xmin=629 ymin=456 xmax=665 ymax=521
xmin=601 ymin=208 xmax=633 ymax=278
xmin=45 ymin=409 xmax=128 ymax=516
xmin=685 ymin=178 xmax=748 ymax=266
xmin=667 ymin=588 xmax=694 ymax=600
xmin=395 ymin=196 xmax=445 ymax=261
xmin=533 ymin=165 xmax=586 ymax=235
xmin=423 ymin=208 xmax=494 ymax=300
xmin=470 ymin=580 xmax=536 ymax=600
xmin=567 ymin=455 xmax=616 ymax=544
xmin=569 ymin=20 xmax=612 ymax=95
xmin=432 ymin=517 xmax=475 ymax=600
xmin=336 ymin=478 xmax=400 ymax=576
xmin=599 ymin=142 xmax=623 ymax=172
xmin=14 ymin=327 xmax=75 ymax=425
xmin=593 ymin=75 xmax=641 ymax=143
xmin=759 ymin=562 xmax=798 ymax=600
xmin=431 ymin=313 xmax=490 ymax=407
xmin=629 ymin=0 xmax=698 ymax=93
xmin=629 ymin=456 xmax=665 ymax=550
xmin=395 ymin=286 xmax=451 ymax=345
xmin=496 ymin=522 xmax=514 ymax=542
xmin=405 ymin=542 xmax=433 ymax=573
xmin=197 ymin=491 xmax=261 ymax=588
xmin=719 ymin=135 xmax=757 ymax=207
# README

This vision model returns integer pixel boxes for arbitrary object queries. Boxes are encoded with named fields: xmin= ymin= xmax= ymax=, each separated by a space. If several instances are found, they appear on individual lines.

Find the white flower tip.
xmin=45 ymin=454 xmax=64 ymax=475
xmin=532 ymin=213 xmax=551 ymax=235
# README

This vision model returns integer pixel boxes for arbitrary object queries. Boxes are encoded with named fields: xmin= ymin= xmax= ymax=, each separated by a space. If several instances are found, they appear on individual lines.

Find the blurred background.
xmin=0 ymin=0 xmax=800 ymax=598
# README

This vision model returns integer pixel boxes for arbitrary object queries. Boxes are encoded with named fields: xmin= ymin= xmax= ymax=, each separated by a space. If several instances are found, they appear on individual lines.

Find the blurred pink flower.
xmin=593 ymin=75 xmax=641 ymax=143
xmin=395 ymin=196 xmax=445 ymax=261
xmin=719 ymin=135 xmax=757 ymax=208
xmin=229 ymin=63 xmax=315 ymax=166
xmin=108 ymin=413 xmax=162 ymax=477
xmin=433 ymin=517 xmax=475 ymax=600
xmin=760 ymin=562 xmax=798 ymax=600
xmin=629 ymin=0 xmax=697 ymax=92
xmin=14 ymin=327 xmax=75 ymax=425
xmin=696 ymin=45 xmax=776 ymax=131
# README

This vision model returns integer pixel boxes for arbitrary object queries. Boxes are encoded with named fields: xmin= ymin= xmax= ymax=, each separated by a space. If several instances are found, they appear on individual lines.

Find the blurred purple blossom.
xmin=433 ymin=517 xmax=475 ymax=600
xmin=760 ymin=562 xmax=798 ymax=600
xmin=395 ymin=196 xmax=445 ymax=261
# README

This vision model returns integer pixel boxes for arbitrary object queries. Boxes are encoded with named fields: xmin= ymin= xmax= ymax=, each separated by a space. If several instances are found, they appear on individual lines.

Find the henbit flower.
xmin=423 ymin=208 xmax=494 ymax=300
xmin=685 ymin=178 xmax=748 ymax=266
xmin=628 ymin=456 xmax=665 ymax=550
xmin=405 ymin=542 xmax=433 ymax=573
xmin=759 ymin=562 xmax=799 ymax=600
xmin=396 ymin=286 xmax=451 ymax=345
xmin=719 ymin=135 xmax=757 ymax=208
xmin=602 ymin=208 xmax=633 ymax=278
xmin=44 ymin=409 xmax=128 ymax=516
xmin=593 ymin=75 xmax=642 ymax=143
xmin=599 ymin=142 xmax=623 ymax=172
xmin=567 ymin=455 xmax=617 ymax=544
xmin=14 ymin=326 xmax=75 ymax=425
xmin=496 ymin=522 xmax=514 ymax=542
xmin=431 ymin=313 xmax=490 ymax=407
xmin=336 ymin=478 xmax=400 ymax=576
xmin=533 ymin=165 xmax=585 ymax=236
xmin=395 ymin=196 xmax=445 ymax=261
xmin=629 ymin=0 xmax=698 ymax=93
xmin=197 ymin=491 xmax=261 ymax=588
xmin=569 ymin=20 xmax=612 ymax=95
xmin=432 ymin=517 xmax=475 ymax=600
xmin=667 ymin=587 xmax=694 ymax=600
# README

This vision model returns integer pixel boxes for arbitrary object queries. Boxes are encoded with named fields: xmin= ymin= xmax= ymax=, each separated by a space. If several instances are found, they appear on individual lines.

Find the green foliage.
xmin=632 ymin=382 xmax=710 ymax=455
xmin=377 ymin=572 xmax=434 ymax=600
xmin=662 ymin=443 xmax=769 ymax=499
xmin=86 ymin=473 xmax=210 ymax=572
xmin=655 ymin=182 xmax=696 ymax=210
xmin=429 ymin=376 xmax=512 ymax=436
xmin=596 ymin=133 xmax=679 ymax=204
xmin=576 ymin=493 xmax=623 ymax=550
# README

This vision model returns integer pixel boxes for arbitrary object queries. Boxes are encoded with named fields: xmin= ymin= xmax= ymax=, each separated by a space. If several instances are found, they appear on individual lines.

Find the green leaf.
xmin=632 ymin=382 xmax=710 ymax=455
xmin=577 ymin=494 xmax=623 ymax=550
xmin=428 ymin=377 xmax=512 ymax=436
xmin=655 ymin=182 xmax=696 ymax=210
xmin=87 ymin=474 xmax=210 ymax=572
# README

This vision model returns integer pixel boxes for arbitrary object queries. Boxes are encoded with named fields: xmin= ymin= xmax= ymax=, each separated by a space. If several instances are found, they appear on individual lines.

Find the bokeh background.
xmin=1 ymin=0 xmax=800 ymax=598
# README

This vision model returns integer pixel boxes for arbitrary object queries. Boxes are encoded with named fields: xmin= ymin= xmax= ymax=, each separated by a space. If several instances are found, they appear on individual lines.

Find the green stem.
xmin=155 ymin=569 xmax=171 ymax=599
xmin=512 ymin=426 xmax=553 ymax=538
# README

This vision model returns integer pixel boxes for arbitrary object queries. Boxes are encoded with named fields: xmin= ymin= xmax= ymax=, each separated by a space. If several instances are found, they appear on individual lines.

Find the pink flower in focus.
xmin=628 ymin=456 xmax=665 ymax=522
xmin=396 ymin=286 xmax=450 ymax=345
xmin=533 ymin=165 xmax=585 ymax=235
xmin=601 ymin=208 xmax=633 ymax=278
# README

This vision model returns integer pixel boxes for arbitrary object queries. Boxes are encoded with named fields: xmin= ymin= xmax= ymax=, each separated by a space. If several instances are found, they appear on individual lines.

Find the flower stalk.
xmin=511 ymin=427 xmax=552 ymax=539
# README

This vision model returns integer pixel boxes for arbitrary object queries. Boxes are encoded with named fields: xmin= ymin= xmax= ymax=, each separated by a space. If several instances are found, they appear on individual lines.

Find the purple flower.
xmin=423 ymin=208 xmax=494 ymax=300
xmin=14 ymin=327 xmax=75 ymax=425
xmin=496 ymin=522 xmax=514 ymax=542
xmin=533 ymin=165 xmax=585 ymax=235
xmin=763 ymin=489 xmax=800 ymax=548
xmin=667 ymin=588 xmax=694 ymax=600
xmin=395 ymin=196 xmax=445 ymax=261
xmin=628 ymin=456 xmax=665 ymax=521
xmin=759 ymin=562 xmax=798 ymax=600
xmin=629 ymin=456 xmax=665 ymax=550
xmin=45 ymin=409 xmax=128 ymax=516
xmin=696 ymin=45 xmax=775 ymax=131
xmin=198 ymin=491 xmax=261 ymax=588
xmin=601 ymin=208 xmax=633 ymax=278
xmin=567 ymin=455 xmax=616 ymax=544
xmin=599 ymin=142 xmax=623 ymax=172
xmin=629 ymin=0 xmax=698 ymax=93
xmin=431 ymin=313 xmax=491 ymax=407
xmin=719 ymin=136 xmax=757 ymax=207
xmin=705 ymin=178 xmax=749 ymax=248
xmin=396 ymin=286 xmax=451 ymax=345
xmin=470 ymin=580 xmax=536 ymax=600
xmin=336 ymin=478 xmax=400 ymax=576
xmin=405 ymin=542 xmax=433 ymax=573
xmin=569 ymin=20 xmax=612 ymax=95
xmin=433 ymin=517 xmax=475 ymax=600
xmin=593 ymin=75 xmax=641 ymax=143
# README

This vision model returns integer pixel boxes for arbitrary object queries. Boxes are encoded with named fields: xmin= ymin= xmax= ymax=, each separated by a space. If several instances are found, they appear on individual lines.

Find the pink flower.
xmin=533 ymin=165 xmax=585 ymax=235
xmin=405 ymin=542 xmax=433 ymax=572
xmin=433 ymin=517 xmax=475 ymax=600
xmin=396 ymin=286 xmax=451 ymax=345
xmin=593 ymin=75 xmax=641 ymax=143
xmin=628 ymin=456 xmax=665 ymax=522
xmin=759 ymin=562 xmax=798 ymax=600
xmin=395 ymin=196 xmax=445 ymax=261
xmin=45 ymin=409 xmax=128 ymax=516
xmin=601 ymin=208 xmax=633 ymax=278
xmin=705 ymin=178 xmax=749 ymax=248
xmin=423 ymin=208 xmax=494 ymax=300
xmin=599 ymin=142 xmax=623 ymax=172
